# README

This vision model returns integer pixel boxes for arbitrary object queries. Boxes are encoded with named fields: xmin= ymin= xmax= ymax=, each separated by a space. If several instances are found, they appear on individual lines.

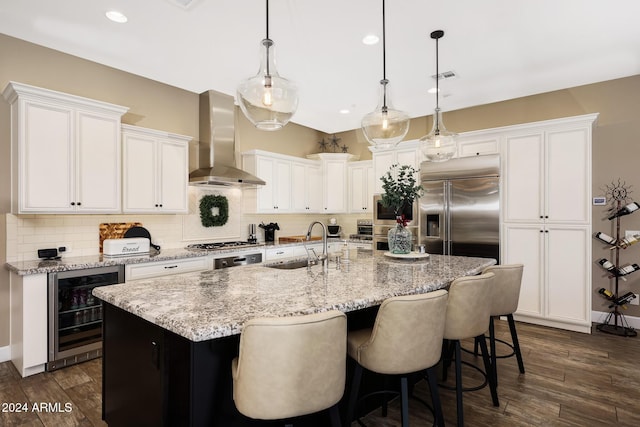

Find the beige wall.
xmin=1 ymin=32 xmax=640 ymax=349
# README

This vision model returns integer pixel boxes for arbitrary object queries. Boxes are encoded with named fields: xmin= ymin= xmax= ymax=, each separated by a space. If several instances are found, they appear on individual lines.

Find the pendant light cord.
xmin=435 ymin=34 xmax=439 ymax=110
xmin=265 ymin=0 xmax=271 ymax=79
xmin=265 ymin=0 xmax=270 ymax=39
xmin=381 ymin=0 xmax=388 ymax=109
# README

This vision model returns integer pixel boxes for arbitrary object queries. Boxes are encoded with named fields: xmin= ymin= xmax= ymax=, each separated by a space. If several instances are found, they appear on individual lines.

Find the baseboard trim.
xmin=592 ymin=310 xmax=640 ymax=330
xmin=0 ymin=345 xmax=10 ymax=363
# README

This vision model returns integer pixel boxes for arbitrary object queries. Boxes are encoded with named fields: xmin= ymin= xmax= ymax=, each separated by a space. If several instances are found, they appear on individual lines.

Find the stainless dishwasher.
xmin=47 ymin=265 xmax=124 ymax=371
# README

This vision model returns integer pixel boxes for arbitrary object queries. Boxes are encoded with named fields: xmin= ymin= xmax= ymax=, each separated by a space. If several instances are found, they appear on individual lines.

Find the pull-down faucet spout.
xmin=306 ymin=221 xmax=328 ymax=267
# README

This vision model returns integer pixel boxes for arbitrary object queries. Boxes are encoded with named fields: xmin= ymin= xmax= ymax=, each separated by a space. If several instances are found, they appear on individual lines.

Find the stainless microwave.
xmin=373 ymin=194 xmax=418 ymax=226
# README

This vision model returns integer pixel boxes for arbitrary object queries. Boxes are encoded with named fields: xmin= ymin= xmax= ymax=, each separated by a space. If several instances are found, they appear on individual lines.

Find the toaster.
xmin=103 ymin=238 xmax=150 ymax=257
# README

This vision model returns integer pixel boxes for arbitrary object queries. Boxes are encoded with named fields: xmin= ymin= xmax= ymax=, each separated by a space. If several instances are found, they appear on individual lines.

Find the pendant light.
xmin=420 ymin=30 xmax=457 ymax=162
xmin=236 ymin=0 xmax=298 ymax=131
xmin=361 ymin=0 xmax=410 ymax=149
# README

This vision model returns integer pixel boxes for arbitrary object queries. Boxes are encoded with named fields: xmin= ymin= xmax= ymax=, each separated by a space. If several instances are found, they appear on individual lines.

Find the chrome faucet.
xmin=306 ymin=221 xmax=328 ymax=268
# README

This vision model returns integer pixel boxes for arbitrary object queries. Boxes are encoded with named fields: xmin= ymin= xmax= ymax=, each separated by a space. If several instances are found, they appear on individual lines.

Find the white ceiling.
xmin=1 ymin=0 xmax=639 ymax=134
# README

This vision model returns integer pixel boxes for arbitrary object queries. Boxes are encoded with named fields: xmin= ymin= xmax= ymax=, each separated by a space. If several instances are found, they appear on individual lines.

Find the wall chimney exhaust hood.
xmin=189 ymin=90 xmax=266 ymax=187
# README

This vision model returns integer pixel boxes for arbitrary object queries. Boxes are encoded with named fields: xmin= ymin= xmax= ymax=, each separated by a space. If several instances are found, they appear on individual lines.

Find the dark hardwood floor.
xmin=1 ymin=320 xmax=640 ymax=426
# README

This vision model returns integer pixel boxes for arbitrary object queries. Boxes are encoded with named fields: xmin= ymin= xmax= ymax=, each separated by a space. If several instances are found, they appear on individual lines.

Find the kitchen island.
xmin=94 ymin=251 xmax=495 ymax=426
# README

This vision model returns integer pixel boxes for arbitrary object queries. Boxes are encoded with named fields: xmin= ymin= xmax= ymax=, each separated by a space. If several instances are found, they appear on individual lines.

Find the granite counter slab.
xmin=93 ymin=252 xmax=495 ymax=342
xmin=4 ymin=248 xmax=214 ymax=276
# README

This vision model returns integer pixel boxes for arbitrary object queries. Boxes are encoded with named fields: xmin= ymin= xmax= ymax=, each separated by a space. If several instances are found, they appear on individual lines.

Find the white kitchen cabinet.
xmin=3 ymin=82 xmax=128 ymax=214
xmin=348 ymin=241 xmax=373 ymax=251
xmin=503 ymin=223 xmax=591 ymax=333
xmin=457 ymin=134 xmax=500 ymax=158
xmin=501 ymin=113 xmax=597 ymax=333
xmin=503 ymin=122 xmax=592 ymax=224
xmin=371 ymin=140 xmax=420 ymax=194
xmin=122 ymin=125 xmax=191 ymax=214
xmin=348 ymin=161 xmax=374 ymax=213
xmin=242 ymin=151 xmax=293 ymax=213
xmin=125 ymin=256 xmax=212 ymax=281
xmin=264 ymin=246 xmax=296 ymax=260
xmin=291 ymin=160 xmax=322 ymax=213
xmin=308 ymin=153 xmax=357 ymax=214
xmin=9 ymin=272 xmax=48 ymax=377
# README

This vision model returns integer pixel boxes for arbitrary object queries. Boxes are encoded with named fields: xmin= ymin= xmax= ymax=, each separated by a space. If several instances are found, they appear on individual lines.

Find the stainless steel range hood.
xmin=189 ymin=90 xmax=265 ymax=187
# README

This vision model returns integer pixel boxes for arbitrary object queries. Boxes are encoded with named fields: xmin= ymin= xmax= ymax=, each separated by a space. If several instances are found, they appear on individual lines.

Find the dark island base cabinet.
xmin=102 ymin=303 xmax=382 ymax=427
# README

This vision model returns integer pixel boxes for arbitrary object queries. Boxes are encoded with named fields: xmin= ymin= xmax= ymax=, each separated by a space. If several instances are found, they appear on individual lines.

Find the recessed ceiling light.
xmin=428 ymin=87 xmax=439 ymax=94
xmin=106 ymin=10 xmax=128 ymax=23
xmin=339 ymin=109 xmax=351 ymax=114
xmin=362 ymin=34 xmax=379 ymax=45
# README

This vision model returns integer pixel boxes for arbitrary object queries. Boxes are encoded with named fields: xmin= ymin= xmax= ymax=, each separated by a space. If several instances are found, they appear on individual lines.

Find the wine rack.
xmin=595 ymin=186 xmax=639 ymax=337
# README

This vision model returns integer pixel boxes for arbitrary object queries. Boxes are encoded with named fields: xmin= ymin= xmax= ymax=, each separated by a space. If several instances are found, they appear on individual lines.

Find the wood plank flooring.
xmin=1 ymin=320 xmax=639 ymax=426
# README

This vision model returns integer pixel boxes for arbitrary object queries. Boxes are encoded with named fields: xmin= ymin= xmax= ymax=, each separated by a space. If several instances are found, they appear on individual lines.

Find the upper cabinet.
xmin=242 ymin=151 xmax=293 ymax=213
xmin=122 ymin=125 xmax=191 ymax=214
xmin=291 ymin=159 xmax=322 ymax=213
xmin=371 ymin=140 xmax=420 ymax=194
xmin=348 ymin=161 xmax=373 ymax=213
xmin=3 ymin=82 xmax=128 ymax=214
xmin=308 ymin=153 xmax=356 ymax=214
xmin=243 ymin=150 xmax=356 ymax=214
xmin=503 ymin=118 xmax=594 ymax=224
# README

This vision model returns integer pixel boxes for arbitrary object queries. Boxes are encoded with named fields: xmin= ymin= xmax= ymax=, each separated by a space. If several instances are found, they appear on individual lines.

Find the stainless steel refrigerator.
xmin=419 ymin=154 xmax=500 ymax=262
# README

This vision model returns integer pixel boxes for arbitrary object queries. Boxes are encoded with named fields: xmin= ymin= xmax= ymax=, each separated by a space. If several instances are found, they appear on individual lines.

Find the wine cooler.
xmin=47 ymin=265 xmax=124 ymax=371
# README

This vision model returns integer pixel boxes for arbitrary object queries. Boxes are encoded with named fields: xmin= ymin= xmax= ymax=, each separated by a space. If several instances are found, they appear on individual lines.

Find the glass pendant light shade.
xmin=420 ymin=29 xmax=456 ymax=162
xmin=361 ymin=79 xmax=410 ymax=149
xmin=237 ymin=38 xmax=298 ymax=131
xmin=361 ymin=0 xmax=410 ymax=148
xmin=420 ymin=107 xmax=457 ymax=162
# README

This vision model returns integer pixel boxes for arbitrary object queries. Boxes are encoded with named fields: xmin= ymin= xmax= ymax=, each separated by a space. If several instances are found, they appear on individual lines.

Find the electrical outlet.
xmin=57 ymin=244 xmax=72 ymax=255
xmin=631 ymin=294 xmax=640 ymax=306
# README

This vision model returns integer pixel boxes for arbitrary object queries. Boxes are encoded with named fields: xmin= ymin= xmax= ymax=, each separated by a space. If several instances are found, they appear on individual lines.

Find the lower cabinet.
xmin=502 ymin=223 xmax=591 ymax=333
xmin=9 ymin=272 xmax=48 ymax=377
xmin=125 ymin=256 xmax=213 ymax=281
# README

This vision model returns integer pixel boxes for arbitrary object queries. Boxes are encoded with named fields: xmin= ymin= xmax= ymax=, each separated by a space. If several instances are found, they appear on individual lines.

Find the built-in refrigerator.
xmin=419 ymin=154 xmax=500 ymax=262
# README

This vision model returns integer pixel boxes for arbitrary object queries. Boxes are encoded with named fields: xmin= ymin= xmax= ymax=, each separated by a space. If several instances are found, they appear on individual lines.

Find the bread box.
xmin=103 ymin=238 xmax=150 ymax=257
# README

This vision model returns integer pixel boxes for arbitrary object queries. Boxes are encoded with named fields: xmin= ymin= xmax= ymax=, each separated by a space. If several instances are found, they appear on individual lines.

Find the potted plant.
xmin=380 ymin=164 xmax=423 ymax=254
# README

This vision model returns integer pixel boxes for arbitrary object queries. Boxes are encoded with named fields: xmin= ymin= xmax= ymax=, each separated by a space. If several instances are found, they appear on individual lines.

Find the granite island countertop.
xmin=93 ymin=251 xmax=495 ymax=342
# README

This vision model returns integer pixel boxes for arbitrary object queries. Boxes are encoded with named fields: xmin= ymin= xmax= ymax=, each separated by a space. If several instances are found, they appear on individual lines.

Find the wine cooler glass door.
xmin=48 ymin=265 xmax=123 ymax=370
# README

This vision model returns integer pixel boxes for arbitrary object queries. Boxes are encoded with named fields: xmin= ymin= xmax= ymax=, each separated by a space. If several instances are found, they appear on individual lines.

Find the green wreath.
xmin=199 ymin=195 xmax=229 ymax=227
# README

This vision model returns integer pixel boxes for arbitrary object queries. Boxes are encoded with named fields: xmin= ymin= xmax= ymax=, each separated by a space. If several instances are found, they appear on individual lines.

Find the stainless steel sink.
xmin=264 ymin=260 xmax=312 ymax=270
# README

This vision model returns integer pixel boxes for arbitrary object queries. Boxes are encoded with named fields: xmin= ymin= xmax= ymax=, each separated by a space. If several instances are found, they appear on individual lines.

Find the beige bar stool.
xmin=442 ymin=272 xmax=499 ymax=427
xmin=345 ymin=290 xmax=449 ymax=427
xmin=481 ymin=264 xmax=525 ymax=386
xmin=231 ymin=310 xmax=347 ymax=426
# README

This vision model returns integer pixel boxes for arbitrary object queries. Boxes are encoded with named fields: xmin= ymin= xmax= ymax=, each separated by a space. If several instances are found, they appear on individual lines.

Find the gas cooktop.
xmin=186 ymin=241 xmax=260 ymax=251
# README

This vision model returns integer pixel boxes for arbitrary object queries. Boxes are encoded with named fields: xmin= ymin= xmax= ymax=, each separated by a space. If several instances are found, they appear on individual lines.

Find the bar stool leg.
xmin=329 ymin=404 xmax=341 ymax=427
xmin=400 ymin=376 xmax=409 ymax=427
xmin=425 ymin=366 xmax=445 ymax=427
xmin=507 ymin=314 xmax=525 ymax=373
xmin=454 ymin=341 xmax=464 ymax=427
xmin=345 ymin=363 xmax=363 ymax=425
xmin=477 ymin=334 xmax=499 ymax=407
xmin=489 ymin=316 xmax=498 ymax=387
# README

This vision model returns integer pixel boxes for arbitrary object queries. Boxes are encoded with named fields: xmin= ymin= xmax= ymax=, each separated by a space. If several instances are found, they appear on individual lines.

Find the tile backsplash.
xmin=5 ymin=187 xmax=366 ymax=262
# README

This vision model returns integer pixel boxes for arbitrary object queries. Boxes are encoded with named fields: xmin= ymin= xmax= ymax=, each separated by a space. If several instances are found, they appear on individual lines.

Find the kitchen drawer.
xmin=125 ymin=257 xmax=212 ymax=281
xmin=348 ymin=242 xmax=372 ymax=251
xmin=264 ymin=247 xmax=296 ymax=260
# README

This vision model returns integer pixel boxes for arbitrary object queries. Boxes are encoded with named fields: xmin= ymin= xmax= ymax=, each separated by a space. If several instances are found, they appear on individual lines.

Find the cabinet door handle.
xmin=164 ymin=265 xmax=178 ymax=269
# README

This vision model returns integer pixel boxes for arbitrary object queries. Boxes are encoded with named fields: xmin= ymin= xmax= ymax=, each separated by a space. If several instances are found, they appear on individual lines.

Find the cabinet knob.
xmin=70 ymin=202 xmax=75 ymax=206
xmin=77 ymin=202 xmax=81 ymax=206
xmin=155 ymin=204 xmax=159 ymax=207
